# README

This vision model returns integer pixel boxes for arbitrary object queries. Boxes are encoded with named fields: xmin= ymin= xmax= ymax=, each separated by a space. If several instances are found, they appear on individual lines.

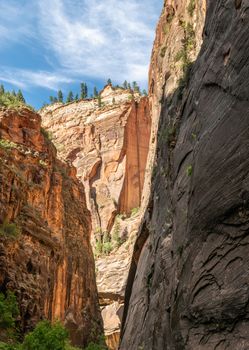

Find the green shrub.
xmin=40 ymin=128 xmax=53 ymax=141
xmin=0 ymin=319 xmax=81 ymax=350
xmin=160 ymin=46 xmax=166 ymax=58
xmin=186 ymin=165 xmax=193 ymax=176
xmin=0 ymin=221 xmax=20 ymax=239
xmin=22 ymin=320 xmax=64 ymax=349
xmin=84 ymin=335 xmax=107 ymax=350
xmin=0 ymin=343 xmax=21 ymax=350
xmin=102 ymin=242 xmax=112 ymax=255
xmin=0 ymin=139 xmax=17 ymax=150
xmin=175 ymin=49 xmax=185 ymax=63
xmin=0 ymin=86 xmax=33 ymax=111
xmin=187 ymin=0 xmax=195 ymax=17
xmin=95 ymin=240 xmax=103 ymax=256
xmin=131 ymin=207 xmax=139 ymax=216
xmin=39 ymin=160 xmax=47 ymax=167
xmin=112 ymin=219 xmax=122 ymax=248
xmin=0 ymin=292 xmax=19 ymax=330
xmin=22 ymin=320 xmax=78 ymax=350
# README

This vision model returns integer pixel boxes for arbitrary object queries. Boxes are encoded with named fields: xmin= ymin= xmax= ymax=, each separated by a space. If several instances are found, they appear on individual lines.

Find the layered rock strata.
xmin=41 ymin=86 xmax=151 ymax=348
xmin=41 ymin=86 xmax=150 ymax=237
xmin=0 ymin=108 xmax=102 ymax=347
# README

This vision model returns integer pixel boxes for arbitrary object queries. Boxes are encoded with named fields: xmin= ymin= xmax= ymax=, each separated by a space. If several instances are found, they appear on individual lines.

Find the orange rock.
xmin=0 ymin=107 xmax=102 ymax=347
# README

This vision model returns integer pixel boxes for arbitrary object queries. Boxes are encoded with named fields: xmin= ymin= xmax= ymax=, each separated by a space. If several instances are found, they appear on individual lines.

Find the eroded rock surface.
xmin=120 ymin=1 xmax=249 ymax=349
xmin=41 ymin=86 xmax=150 ymax=238
xmin=0 ymin=108 xmax=102 ymax=347
xmin=41 ymin=86 xmax=151 ymax=348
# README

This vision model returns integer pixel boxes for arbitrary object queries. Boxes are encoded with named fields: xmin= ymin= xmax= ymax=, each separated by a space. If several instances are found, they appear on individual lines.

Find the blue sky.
xmin=0 ymin=0 xmax=163 ymax=109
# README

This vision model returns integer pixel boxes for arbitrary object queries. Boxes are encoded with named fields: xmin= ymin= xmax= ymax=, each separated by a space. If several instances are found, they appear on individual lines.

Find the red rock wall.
xmin=119 ymin=98 xmax=151 ymax=214
xmin=0 ymin=108 xmax=102 ymax=347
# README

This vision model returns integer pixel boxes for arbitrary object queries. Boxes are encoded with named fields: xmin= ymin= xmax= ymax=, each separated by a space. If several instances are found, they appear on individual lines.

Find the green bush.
xmin=95 ymin=240 xmax=103 ymax=256
xmin=0 ymin=320 xmax=81 ymax=350
xmin=112 ymin=220 xmax=122 ymax=248
xmin=0 ymin=86 xmax=33 ymax=111
xmin=160 ymin=46 xmax=166 ymax=58
xmin=84 ymin=335 xmax=107 ymax=350
xmin=0 ymin=343 xmax=21 ymax=350
xmin=186 ymin=165 xmax=193 ymax=176
xmin=131 ymin=207 xmax=139 ymax=216
xmin=22 ymin=321 xmax=68 ymax=350
xmin=0 ymin=221 xmax=20 ymax=239
xmin=0 ymin=139 xmax=17 ymax=150
xmin=102 ymin=242 xmax=112 ymax=255
xmin=0 ymin=292 xmax=19 ymax=330
xmin=187 ymin=0 xmax=195 ymax=17
xmin=40 ymin=128 xmax=53 ymax=141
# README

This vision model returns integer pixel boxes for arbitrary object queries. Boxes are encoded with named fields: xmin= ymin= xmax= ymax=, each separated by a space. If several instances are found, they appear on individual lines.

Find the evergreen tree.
xmin=12 ymin=90 xmax=16 ymax=97
xmin=49 ymin=96 xmax=54 ymax=103
xmin=0 ymin=84 xmax=5 ymax=95
xmin=75 ymin=93 xmax=79 ymax=101
xmin=123 ymin=80 xmax=128 ymax=89
xmin=98 ymin=95 xmax=102 ymax=107
xmin=107 ymin=78 xmax=112 ymax=85
xmin=17 ymin=89 xmax=26 ymax=103
xmin=127 ymin=83 xmax=131 ymax=90
xmin=57 ymin=90 xmax=63 ymax=103
xmin=66 ymin=91 xmax=74 ymax=103
xmin=134 ymin=85 xmax=140 ymax=93
xmin=80 ymin=83 xmax=85 ymax=99
xmin=142 ymin=89 xmax=148 ymax=96
xmin=93 ymin=87 xmax=98 ymax=98
xmin=80 ymin=83 xmax=88 ymax=99
xmin=132 ymin=81 xmax=138 ymax=91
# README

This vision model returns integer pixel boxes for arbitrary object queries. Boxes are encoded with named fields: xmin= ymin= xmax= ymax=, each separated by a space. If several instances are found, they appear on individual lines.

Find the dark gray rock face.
xmin=120 ymin=1 xmax=249 ymax=349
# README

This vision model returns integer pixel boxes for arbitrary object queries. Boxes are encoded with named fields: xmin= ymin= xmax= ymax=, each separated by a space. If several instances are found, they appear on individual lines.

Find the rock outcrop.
xmin=41 ymin=86 xmax=151 ymax=348
xmin=0 ymin=108 xmax=102 ymax=347
xmin=120 ymin=1 xmax=249 ymax=349
xmin=41 ymin=86 xmax=150 ymax=238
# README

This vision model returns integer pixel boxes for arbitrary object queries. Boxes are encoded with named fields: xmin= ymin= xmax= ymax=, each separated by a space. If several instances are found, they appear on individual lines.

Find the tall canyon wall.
xmin=120 ymin=0 xmax=249 ymax=349
xmin=41 ymin=86 xmax=151 ymax=349
xmin=0 ymin=108 xmax=102 ymax=347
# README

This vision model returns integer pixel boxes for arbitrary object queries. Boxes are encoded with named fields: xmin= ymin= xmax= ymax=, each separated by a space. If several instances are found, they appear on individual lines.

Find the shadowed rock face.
xmin=120 ymin=1 xmax=249 ymax=349
xmin=0 ymin=108 xmax=102 ymax=347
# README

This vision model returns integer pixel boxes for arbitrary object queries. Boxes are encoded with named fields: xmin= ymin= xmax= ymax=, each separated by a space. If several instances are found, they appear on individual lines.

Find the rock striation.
xmin=0 ymin=108 xmax=102 ymax=347
xmin=120 ymin=0 xmax=249 ymax=349
xmin=41 ymin=86 xmax=151 ymax=348
xmin=41 ymin=86 xmax=150 ymax=238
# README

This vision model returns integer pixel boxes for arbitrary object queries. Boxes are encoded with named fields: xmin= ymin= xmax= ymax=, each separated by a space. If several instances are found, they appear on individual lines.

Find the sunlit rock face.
xmin=0 ymin=108 xmax=102 ymax=347
xmin=41 ymin=86 xmax=151 ymax=348
xmin=41 ymin=86 xmax=150 ymax=238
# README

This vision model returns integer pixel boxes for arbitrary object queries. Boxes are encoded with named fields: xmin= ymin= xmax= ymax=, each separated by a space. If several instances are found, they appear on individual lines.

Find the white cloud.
xmin=0 ymin=68 xmax=73 ymax=91
xmin=0 ymin=1 xmax=36 ymax=45
xmin=37 ymin=0 xmax=159 ymax=85
xmin=0 ymin=0 xmax=161 ymax=90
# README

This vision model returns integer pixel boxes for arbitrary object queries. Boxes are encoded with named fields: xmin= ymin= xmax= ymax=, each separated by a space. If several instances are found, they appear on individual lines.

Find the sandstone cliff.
xmin=120 ymin=0 xmax=249 ymax=349
xmin=0 ymin=108 xmax=102 ymax=347
xmin=41 ymin=86 xmax=151 ymax=349
xmin=41 ymin=86 xmax=150 ymax=238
